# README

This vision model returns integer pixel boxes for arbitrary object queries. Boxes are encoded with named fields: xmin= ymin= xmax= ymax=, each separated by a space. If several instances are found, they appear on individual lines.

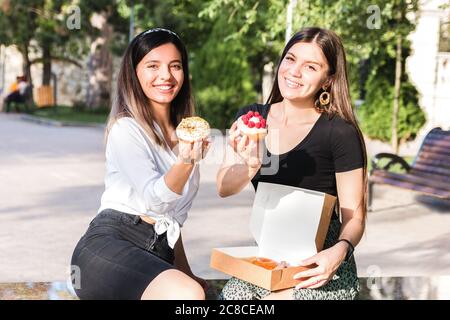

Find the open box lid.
xmin=250 ymin=182 xmax=336 ymax=265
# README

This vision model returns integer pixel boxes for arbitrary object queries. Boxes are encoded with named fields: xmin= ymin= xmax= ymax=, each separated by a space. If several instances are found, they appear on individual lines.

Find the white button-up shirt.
xmin=98 ymin=117 xmax=200 ymax=248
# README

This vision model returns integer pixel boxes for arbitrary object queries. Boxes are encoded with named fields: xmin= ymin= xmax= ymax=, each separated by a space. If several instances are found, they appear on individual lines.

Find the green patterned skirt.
xmin=219 ymin=218 xmax=360 ymax=300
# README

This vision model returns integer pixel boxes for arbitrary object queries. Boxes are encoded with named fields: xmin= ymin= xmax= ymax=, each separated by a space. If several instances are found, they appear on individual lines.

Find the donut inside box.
xmin=210 ymin=182 xmax=336 ymax=291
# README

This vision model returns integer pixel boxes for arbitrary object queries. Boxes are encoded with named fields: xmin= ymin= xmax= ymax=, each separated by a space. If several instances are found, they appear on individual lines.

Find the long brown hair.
xmin=106 ymin=28 xmax=194 ymax=147
xmin=267 ymin=27 xmax=368 ymax=218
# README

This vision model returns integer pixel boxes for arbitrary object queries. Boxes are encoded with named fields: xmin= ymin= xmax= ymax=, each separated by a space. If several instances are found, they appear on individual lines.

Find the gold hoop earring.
xmin=314 ymin=100 xmax=324 ymax=113
xmin=319 ymin=91 xmax=330 ymax=106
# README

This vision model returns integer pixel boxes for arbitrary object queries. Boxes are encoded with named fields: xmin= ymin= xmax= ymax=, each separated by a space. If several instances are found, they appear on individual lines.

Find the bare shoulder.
xmin=268 ymin=102 xmax=283 ymax=117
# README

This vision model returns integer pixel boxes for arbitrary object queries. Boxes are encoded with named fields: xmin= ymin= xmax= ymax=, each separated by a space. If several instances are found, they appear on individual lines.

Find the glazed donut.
xmin=249 ymin=257 xmax=279 ymax=270
xmin=176 ymin=116 xmax=210 ymax=142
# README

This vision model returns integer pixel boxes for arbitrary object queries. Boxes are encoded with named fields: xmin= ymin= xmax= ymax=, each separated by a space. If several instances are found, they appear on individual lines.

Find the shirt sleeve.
xmin=107 ymin=119 xmax=186 ymax=214
xmin=330 ymin=119 xmax=365 ymax=173
xmin=176 ymin=169 xmax=200 ymax=227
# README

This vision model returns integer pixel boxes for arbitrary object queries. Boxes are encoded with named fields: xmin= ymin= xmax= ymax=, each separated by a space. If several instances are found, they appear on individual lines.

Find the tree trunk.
xmin=42 ymin=44 xmax=52 ymax=86
xmin=20 ymin=43 xmax=34 ymax=105
xmin=86 ymin=12 xmax=113 ymax=110
xmin=22 ymin=44 xmax=32 ymax=86
xmin=392 ymin=34 xmax=402 ymax=155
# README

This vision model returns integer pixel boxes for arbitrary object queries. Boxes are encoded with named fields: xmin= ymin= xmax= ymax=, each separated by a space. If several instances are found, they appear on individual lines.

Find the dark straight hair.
xmin=267 ymin=27 xmax=369 ymax=218
xmin=107 ymin=28 xmax=194 ymax=147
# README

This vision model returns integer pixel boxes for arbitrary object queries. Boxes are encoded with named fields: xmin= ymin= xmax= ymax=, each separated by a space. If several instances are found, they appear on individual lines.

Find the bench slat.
xmin=371 ymin=170 xmax=450 ymax=190
xmin=414 ymin=158 xmax=450 ymax=170
xmin=419 ymin=145 xmax=450 ymax=157
xmin=425 ymin=130 xmax=450 ymax=138
xmin=411 ymin=163 xmax=450 ymax=177
xmin=371 ymin=128 xmax=450 ymax=200
xmin=408 ymin=170 xmax=450 ymax=184
xmin=370 ymin=174 xmax=450 ymax=198
xmin=422 ymin=139 xmax=450 ymax=149
xmin=415 ymin=151 xmax=449 ymax=163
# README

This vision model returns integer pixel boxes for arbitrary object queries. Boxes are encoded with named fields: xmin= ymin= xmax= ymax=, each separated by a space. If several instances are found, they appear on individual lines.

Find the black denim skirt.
xmin=70 ymin=209 xmax=175 ymax=300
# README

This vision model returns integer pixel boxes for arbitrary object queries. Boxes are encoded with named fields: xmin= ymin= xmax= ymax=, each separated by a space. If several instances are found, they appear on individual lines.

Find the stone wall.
xmin=0 ymin=45 xmax=121 ymax=108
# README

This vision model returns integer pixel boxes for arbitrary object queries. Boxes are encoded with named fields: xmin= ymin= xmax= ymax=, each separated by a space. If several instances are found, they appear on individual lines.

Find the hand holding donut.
xmin=176 ymin=117 xmax=211 ymax=164
xmin=228 ymin=114 xmax=266 ymax=169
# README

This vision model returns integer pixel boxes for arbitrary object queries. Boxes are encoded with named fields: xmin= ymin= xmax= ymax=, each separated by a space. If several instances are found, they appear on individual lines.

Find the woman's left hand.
xmin=293 ymin=242 xmax=348 ymax=289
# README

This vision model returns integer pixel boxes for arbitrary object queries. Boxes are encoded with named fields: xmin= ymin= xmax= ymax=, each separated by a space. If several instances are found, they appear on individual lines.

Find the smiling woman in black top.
xmin=217 ymin=27 xmax=368 ymax=300
xmin=236 ymin=104 xmax=364 ymax=198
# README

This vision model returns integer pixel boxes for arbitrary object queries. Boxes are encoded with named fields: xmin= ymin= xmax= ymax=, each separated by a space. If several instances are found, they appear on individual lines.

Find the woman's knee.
xmin=141 ymin=269 xmax=205 ymax=300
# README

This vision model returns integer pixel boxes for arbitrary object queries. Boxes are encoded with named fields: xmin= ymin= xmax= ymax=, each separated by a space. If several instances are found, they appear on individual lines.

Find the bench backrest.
xmin=411 ymin=128 xmax=450 ymax=180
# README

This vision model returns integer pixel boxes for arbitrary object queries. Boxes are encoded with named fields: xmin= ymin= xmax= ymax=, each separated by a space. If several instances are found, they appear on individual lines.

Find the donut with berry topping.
xmin=237 ymin=110 xmax=268 ymax=141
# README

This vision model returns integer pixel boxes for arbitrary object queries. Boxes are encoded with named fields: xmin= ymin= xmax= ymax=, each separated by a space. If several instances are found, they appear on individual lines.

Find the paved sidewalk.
xmin=0 ymin=113 xmax=449 ymax=282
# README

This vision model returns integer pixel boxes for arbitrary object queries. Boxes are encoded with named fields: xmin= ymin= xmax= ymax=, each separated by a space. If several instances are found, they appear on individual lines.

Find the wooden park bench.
xmin=369 ymin=127 xmax=450 ymax=210
xmin=3 ymin=83 xmax=34 ymax=113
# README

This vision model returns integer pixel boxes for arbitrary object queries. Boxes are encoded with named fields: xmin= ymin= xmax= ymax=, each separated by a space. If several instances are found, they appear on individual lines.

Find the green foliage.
xmin=78 ymin=0 xmax=129 ymax=56
xmin=190 ymin=13 xmax=259 ymax=128
xmin=194 ymin=0 xmax=424 ymax=132
xmin=358 ymin=62 xmax=426 ymax=143
xmin=0 ymin=0 xmax=40 ymax=46
xmin=1 ymin=0 xmax=428 ymax=140
xmin=189 ymin=0 xmax=284 ymax=127
xmin=0 ymin=0 xmax=90 ymax=85
xmin=195 ymin=86 xmax=253 ymax=129
xmin=357 ymin=0 xmax=425 ymax=143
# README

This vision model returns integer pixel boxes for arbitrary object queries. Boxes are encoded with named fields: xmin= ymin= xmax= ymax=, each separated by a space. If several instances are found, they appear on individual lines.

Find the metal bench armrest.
xmin=371 ymin=152 xmax=411 ymax=173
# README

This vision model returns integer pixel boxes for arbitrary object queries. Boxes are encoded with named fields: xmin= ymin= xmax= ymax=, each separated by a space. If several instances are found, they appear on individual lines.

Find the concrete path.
xmin=0 ymin=113 xmax=449 ymax=283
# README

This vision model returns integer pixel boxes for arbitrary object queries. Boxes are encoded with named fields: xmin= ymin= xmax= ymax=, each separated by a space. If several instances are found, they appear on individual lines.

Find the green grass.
xmin=32 ymin=105 xmax=109 ymax=124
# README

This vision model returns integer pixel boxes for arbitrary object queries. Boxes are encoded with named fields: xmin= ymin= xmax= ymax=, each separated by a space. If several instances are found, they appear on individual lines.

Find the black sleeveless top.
xmin=234 ymin=103 xmax=364 ymax=200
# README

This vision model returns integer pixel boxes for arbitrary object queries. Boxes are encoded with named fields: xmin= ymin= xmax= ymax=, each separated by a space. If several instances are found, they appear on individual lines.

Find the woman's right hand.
xmin=177 ymin=138 xmax=210 ymax=165
xmin=228 ymin=121 xmax=263 ymax=169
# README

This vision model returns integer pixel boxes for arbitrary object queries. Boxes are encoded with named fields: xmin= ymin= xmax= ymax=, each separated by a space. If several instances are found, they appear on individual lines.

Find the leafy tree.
xmin=1 ymin=0 xmax=427 ymax=141
xmin=357 ymin=0 xmax=426 ymax=150
xmin=191 ymin=0 xmax=286 ymax=128
xmin=0 ymin=0 xmax=86 ymax=102
xmin=198 ymin=0 xmax=426 ymax=146
xmin=190 ymin=0 xmax=382 ymax=127
xmin=0 ymin=0 xmax=42 ymax=87
xmin=77 ymin=0 xmax=128 ymax=109
xmin=0 ymin=0 xmax=128 ymax=108
xmin=122 ymin=0 xmax=269 ymax=128
xmin=358 ymin=39 xmax=426 ymax=144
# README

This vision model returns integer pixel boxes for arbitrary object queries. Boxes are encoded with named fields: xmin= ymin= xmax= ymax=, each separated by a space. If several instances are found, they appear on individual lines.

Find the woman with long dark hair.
xmin=217 ymin=27 xmax=367 ymax=300
xmin=71 ymin=28 xmax=209 ymax=300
